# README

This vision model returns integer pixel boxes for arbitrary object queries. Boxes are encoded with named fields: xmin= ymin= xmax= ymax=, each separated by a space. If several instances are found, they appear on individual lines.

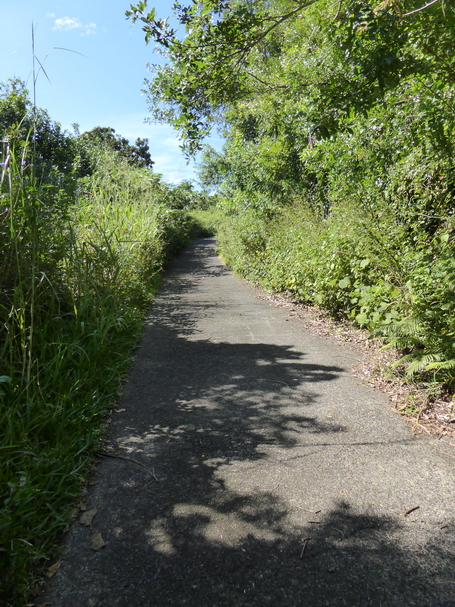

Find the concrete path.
xmin=43 ymin=238 xmax=455 ymax=606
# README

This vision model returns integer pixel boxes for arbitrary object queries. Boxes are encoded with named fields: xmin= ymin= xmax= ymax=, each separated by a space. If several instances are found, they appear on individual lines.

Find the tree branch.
xmin=402 ymin=0 xmax=442 ymax=17
xmin=245 ymin=70 xmax=289 ymax=89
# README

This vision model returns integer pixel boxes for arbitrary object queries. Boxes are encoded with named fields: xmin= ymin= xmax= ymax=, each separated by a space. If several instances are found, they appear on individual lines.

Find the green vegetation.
xmin=3 ymin=0 xmax=455 ymax=599
xmin=78 ymin=125 xmax=154 ymax=169
xmin=189 ymin=206 xmax=227 ymax=237
xmin=130 ymin=0 xmax=455 ymax=393
xmin=0 ymin=80 xmax=205 ymax=605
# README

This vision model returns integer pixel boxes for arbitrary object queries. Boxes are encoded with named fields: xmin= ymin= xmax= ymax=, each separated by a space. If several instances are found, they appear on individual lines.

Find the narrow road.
xmin=44 ymin=238 xmax=455 ymax=606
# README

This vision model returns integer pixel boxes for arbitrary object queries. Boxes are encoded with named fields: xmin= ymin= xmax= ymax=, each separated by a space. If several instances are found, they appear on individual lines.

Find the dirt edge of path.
xmin=244 ymin=280 xmax=455 ymax=447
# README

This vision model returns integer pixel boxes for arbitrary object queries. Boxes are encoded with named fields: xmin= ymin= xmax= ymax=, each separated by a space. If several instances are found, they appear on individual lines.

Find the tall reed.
xmin=0 ymin=142 xmax=196 ymax=604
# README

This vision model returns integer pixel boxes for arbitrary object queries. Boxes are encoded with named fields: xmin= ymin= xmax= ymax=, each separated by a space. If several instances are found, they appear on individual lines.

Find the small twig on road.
xmin=98 ymin=451 xmax=160 ymax=482
xmin=299 ymin=538 xmax=311 ymax=559
xmin=291 ymin=501 xmax=322 ymax=514
xmin=403 ymin=505 xmax=420 ymax=517
xmin=256 ymin=379 xmax=290 ymax=388
xmin=331 ymin=527 xmax=345 ymax=538
xmin=412 ymin=420 xmax=432 ymax=436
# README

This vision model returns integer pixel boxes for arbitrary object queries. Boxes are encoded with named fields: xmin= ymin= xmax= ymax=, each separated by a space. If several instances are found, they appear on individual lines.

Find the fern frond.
xmin=380 ymin=316 xmax=424 ymax=338
xmin=425 ymin=358 xmax=455 ymax=372
xmin=405 ymin=353 xmax=441 ymax=377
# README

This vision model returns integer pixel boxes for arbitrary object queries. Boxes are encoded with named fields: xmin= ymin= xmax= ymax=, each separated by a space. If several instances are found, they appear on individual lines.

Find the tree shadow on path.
xmin=41 ymin=240 xmax=455 ymax=607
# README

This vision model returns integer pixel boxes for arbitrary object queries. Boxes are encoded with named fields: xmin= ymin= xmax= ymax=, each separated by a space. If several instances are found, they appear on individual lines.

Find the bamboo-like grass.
xmin=0 ymin=140 xmax=197 ymax=604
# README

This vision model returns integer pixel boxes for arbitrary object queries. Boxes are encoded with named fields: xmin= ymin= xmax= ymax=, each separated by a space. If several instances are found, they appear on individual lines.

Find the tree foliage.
xmin=0 ymin=79 xmax=77 ymax=177
xmin=79 ymin=126 xmax=154 ymax=169
xmin=127 ymin=0 xmax=454 ymax=152
xmin=129 ymin=0 xmax=455 ymax=388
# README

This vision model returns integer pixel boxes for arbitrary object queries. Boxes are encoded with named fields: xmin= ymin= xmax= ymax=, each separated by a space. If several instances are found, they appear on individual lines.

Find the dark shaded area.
xmin=81 ymin=504 xmax=455 ymax=607
xmin=41 ymin=240 xmax=455 ymax=607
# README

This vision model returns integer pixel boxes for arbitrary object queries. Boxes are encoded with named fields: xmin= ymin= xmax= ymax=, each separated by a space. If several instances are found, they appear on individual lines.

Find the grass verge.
xmin=0 ymin=147 xmax=198 ymax=606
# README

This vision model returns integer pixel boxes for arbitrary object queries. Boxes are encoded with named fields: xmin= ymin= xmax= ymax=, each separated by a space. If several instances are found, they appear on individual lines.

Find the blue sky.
xmin=0 ymin=0 xmax=223 ymax=183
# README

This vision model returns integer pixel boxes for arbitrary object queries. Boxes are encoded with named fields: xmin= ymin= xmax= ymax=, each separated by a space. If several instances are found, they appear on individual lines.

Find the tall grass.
xmin=0 ymin=141 xmax=196 ymax=604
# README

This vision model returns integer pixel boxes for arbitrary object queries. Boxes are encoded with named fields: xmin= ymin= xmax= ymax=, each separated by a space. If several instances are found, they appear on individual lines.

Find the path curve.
xmin=43 ymin=238 xmax=455 ymax=606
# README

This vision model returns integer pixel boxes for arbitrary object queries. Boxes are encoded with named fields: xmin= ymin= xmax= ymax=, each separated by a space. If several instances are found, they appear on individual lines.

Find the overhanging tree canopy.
xmin=126 ymin=0 xmax=453 ymax=154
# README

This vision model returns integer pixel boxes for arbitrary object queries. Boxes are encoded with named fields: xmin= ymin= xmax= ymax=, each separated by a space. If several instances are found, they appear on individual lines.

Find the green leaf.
xmin=356 ymin=312 xmax=368 ymax=325
xmin=338 ymin=276 xmax=351 ymax=288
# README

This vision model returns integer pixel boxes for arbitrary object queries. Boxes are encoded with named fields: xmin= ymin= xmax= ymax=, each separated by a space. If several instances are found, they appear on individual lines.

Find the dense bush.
xmin=179 ymin=0 xmax=455 ymax=390
xmin=128 ymin=0 xmax=455 ymax=389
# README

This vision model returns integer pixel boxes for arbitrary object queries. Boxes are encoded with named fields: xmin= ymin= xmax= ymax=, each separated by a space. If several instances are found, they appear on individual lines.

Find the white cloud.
xmin=53 ymin=17 xmax=97 ymax=35
xmin=54 ymin=17 xmax=81 ymax=31
xmin=84 ymin=23 xmax=97 ymax=36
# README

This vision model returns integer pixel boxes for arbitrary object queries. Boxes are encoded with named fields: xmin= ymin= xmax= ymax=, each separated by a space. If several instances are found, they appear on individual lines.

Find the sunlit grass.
xmin=189 ymin=207 xmax=227 ymax=237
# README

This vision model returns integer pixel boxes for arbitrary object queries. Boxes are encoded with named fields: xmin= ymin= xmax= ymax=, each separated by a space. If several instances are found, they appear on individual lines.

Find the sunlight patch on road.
xmin=172 ymin=503 xmax=281 ymax=547
xmin=145 ymin=518 xmax=177 ymax=555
